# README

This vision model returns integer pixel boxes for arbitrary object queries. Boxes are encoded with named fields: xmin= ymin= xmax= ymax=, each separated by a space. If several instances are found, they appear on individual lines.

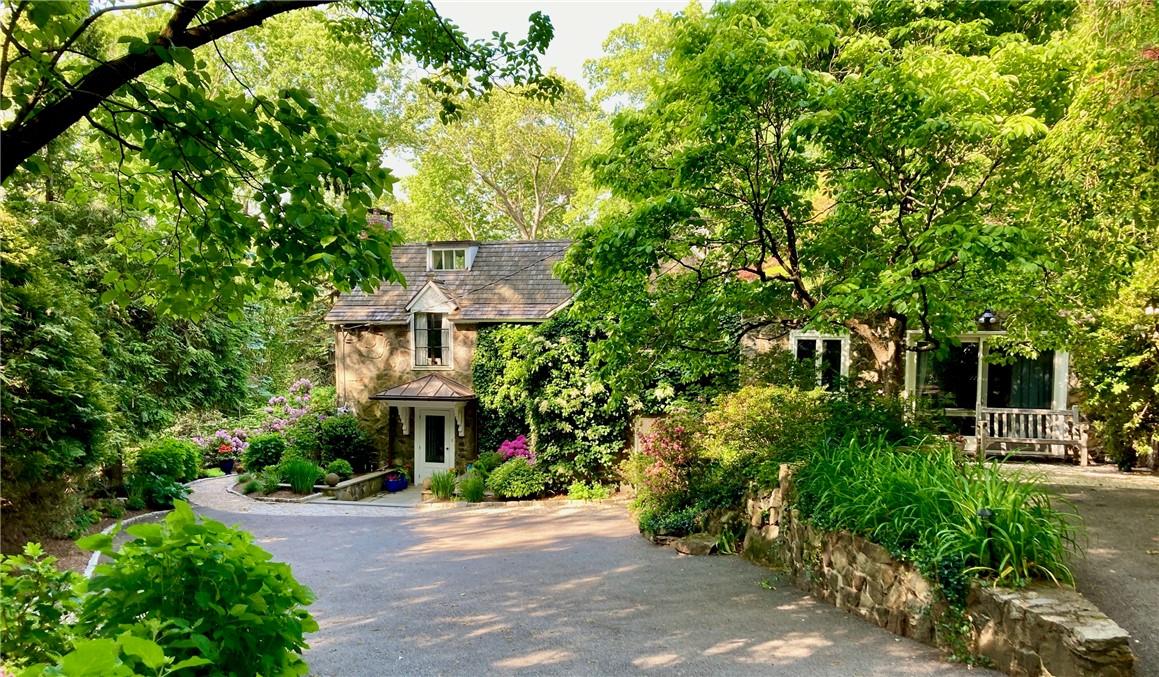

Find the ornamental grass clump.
xmin=429 ymin=470 xmax=457 ymax=500
xmin=281 ymin=459 xmax=322 ymax=495
xmin=459 ymin=472 xmax=486 ymax=502
xmin=792 ymin=437 xmax=1078 ymax=588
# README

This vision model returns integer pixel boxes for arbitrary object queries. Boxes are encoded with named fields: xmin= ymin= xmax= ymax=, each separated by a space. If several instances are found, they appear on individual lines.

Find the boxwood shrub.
xmin=319 ymin=415 xmax=376 ymax=472
xmin=243 ymin=433 xmax=285 ymax=472
xmin=132 ymin=438 xmax=200 ymax=483
xmin=487 ymin=458 xmax=547 ymax=499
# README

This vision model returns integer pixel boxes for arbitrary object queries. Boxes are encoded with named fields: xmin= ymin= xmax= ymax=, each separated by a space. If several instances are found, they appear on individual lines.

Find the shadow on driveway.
xmin=1042 ymin=470 xmax=1159 ymax=676
xmin=197 ymin=505 xmax=989 ymax=676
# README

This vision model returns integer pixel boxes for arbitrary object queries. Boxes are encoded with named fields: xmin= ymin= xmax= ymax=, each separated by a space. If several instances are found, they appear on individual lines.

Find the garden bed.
xmin=41 ymin=508 xmax=153 ymax=573
xmin=736 ymin=465 xmax=1136 ymax=676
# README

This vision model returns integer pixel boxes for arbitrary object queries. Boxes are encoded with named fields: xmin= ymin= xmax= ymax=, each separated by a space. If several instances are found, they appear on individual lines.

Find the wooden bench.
xmin=977 ymin=407 xmax=1088 ymax=466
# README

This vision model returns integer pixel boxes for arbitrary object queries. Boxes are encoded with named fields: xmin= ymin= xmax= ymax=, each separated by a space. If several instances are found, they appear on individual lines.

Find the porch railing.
xmin=976 ymin=406 xmax=1088 ymax=466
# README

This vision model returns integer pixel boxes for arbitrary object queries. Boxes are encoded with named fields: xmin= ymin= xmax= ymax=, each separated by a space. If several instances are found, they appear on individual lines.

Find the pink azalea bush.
xmin=633 ymin=416 xmax=700 ymax=500
xmin=498 ymin=435 xmax=534 ymax=463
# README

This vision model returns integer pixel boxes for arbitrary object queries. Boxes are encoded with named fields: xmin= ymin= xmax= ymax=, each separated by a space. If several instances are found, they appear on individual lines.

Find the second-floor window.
xmin=430 ymin=248 xmax=467 ymax=271
xmin=414 ymin=313 xmax=451 ymax=367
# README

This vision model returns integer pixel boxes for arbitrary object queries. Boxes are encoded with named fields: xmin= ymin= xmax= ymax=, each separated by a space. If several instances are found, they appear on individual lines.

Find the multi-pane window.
xmin=917 ymin=341 xmax=1055 ymax=411
xmin=791 ymin=333 xmax=847 ymax=391
xmin=430 ymin=248 xmax=467 ymax=271
xmin=414 ymin=313 xmax=450 ymax=367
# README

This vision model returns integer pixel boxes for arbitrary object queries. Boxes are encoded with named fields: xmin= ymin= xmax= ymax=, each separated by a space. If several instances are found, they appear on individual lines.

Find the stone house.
xmin=325 ymin=240 xmax=572 ymax=481
xmin=746 ymin=321 xmax=1084 ymax=462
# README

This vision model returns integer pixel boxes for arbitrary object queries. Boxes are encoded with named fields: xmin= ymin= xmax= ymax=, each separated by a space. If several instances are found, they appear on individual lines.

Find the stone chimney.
xmin=367 ymin=207 xmax=393 ymax=230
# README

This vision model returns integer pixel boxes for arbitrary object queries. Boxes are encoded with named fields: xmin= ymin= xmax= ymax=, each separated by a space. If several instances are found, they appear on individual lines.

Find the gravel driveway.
xmin=1027 ymin=464 xmax=1159 ymax=676
xmin=191 ymin=478 xmax=985 ymax=676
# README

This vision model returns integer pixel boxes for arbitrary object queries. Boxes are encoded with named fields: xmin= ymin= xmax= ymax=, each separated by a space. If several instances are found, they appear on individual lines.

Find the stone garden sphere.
xmin=325 ymin=472 xmax=340 ymax=487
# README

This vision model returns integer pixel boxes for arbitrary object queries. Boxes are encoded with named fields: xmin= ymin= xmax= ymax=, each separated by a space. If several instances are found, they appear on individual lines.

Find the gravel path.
xmin=189 ymin=477 xmax=987 ymax=676
xmin=1022 ymin=464 xmax=1159 ymax=676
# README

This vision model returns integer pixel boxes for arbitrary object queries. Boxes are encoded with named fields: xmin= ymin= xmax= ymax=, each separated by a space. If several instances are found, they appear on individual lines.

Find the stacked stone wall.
xmin=736 ymin=465 xmax=1134 ymax=676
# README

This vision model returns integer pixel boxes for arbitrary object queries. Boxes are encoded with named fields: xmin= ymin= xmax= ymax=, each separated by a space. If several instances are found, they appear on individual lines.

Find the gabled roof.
xmin=369 ymin=374 xmax=475 ymax=401
xmin=325 ymin=240 xmax=573 ymax=324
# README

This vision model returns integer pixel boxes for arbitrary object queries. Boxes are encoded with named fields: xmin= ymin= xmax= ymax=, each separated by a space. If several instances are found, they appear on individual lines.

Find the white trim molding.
xmin=903 ymin=330 xmax=1070 ymax=410
xmin=409 ymin=312 xmax=454 ymax=371
xmin=405 ymin=280 xmax=457 ymax=314
xmin=788 ymin=330 xmax=851 ymax=388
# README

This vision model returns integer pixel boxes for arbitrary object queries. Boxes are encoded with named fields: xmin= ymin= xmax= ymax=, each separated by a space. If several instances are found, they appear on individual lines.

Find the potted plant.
xmin=384 ymin=468 xmax=409 ymax=493
xmin=216 ymin=442 xmax=237 ymax=474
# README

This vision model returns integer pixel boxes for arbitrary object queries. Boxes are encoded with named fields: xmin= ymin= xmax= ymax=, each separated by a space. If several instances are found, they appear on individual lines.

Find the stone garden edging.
xmin=221 ymin=476 xmax=627 ymax=511
xmin=82 ymin=509 xmax=171 ymax=578
xmin=82 ymin=474 xmax=231 ymax=578
xmin=225 ymin=483 xmax=323 ymax=503
xmin=736 ymin=464 xmax=1135 ymax=676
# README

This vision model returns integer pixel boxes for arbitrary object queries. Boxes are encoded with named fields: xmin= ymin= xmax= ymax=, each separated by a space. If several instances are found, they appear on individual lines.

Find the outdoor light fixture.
xmin=978 ymin=310 xmax=998 ymax=326
xmin=977 ymin=507 xmax=994 ymax=521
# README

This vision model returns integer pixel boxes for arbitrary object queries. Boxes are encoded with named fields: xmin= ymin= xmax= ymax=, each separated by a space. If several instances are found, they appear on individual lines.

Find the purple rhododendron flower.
xmin=497 ymin=435 xmax=534 ymax=463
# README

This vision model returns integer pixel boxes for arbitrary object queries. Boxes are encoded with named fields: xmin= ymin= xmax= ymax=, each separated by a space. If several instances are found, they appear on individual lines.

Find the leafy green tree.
xmin=0 ymin=211 xmax=110 ymax=547
xmin=397 ymin=81 xmax=596 ymax=241
xmin=1075 ymin=253 xmax=1159 ymax=470
xmin=1005 ymin=0 xmax=1158 ymax=344
xmin=583 ymin=2 xmax=699 ymax=110
xmin=2 ymin=1 xmax=558 ymax=314
xmin=563 ymin=0 xmax=1075 ymax=396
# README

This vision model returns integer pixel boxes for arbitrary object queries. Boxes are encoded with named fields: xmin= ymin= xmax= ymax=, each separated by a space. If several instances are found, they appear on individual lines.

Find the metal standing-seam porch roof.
xmin=325 ymin=240 xmax=573 ymax=324
xmin=368 ymin=374 xmax=475 ymax=401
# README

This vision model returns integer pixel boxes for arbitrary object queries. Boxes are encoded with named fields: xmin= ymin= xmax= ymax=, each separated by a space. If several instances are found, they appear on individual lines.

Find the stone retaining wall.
xmin=320 ymin=471 xmax=387 ymax=501
xmin=738 ymin=465 xmax=1134 ymax=676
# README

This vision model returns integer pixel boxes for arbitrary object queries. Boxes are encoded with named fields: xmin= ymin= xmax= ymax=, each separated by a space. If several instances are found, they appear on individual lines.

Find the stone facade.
xmin=334 ymin=324 xmax=477 ymax=408
xmin=334 ymin=324 xmax=480 ymax=471
xmin=737 ymin=465 xmax=1135 ymax=676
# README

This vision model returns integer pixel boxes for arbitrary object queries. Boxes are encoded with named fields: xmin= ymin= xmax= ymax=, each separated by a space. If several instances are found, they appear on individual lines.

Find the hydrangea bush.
xmin=262 ymin=379 xmax=315 ymax=434
xmin=182 ymin=380 xmax=356 ymax=473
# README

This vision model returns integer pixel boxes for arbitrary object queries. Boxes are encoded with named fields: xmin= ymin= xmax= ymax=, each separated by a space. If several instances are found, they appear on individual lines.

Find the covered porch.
xmin=903 ymin=332 xmax=1088 ymax=464
xmin=369 ymin=374 xmax=477 ymax=482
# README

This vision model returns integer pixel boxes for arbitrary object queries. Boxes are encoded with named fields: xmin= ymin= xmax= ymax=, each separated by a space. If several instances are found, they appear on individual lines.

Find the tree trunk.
xmin=847 ymin=318 xmax=906 ymax=396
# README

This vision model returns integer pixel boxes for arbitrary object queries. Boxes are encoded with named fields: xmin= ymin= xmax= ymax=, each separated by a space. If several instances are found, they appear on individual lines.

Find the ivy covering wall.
xmin=471 ymin=317 xmax=630 ymax=488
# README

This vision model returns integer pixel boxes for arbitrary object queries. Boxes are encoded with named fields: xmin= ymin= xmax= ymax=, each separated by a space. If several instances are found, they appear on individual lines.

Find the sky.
xmin=435 ymin=1 xmax=689 ymax=87
xmin=387 ymin=1 xmax=692 ymax=178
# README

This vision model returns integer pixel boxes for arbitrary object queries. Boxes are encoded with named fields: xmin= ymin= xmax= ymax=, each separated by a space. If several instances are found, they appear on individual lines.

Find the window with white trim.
xmin=429 ymin=248 xmax=467 ymax=271
xmin=789 ymin=332 xmax=849 ymax=391
xmin=414 ymin=313 xmax=451 ymax=367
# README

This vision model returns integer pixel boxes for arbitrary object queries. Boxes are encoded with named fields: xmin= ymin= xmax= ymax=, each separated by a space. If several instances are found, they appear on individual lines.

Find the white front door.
xmin=415 ymin=408 xmax=455 ymax=482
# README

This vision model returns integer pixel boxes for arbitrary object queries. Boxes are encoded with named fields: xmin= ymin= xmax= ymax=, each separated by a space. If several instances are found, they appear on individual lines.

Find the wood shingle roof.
xmin=325 ymin=240 xmax=573 ymax=324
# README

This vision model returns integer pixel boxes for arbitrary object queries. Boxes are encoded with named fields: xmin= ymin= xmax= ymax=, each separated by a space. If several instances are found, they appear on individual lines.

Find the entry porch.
xmin=369 ymin=374 xmax=478 ymax=483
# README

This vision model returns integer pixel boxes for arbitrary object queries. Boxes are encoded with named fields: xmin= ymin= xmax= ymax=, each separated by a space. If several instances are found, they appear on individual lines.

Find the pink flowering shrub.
xmin=636 ymin=421 xmax=698 ymax=498
xmin=193 ymin=428 xmax=248 ymax=464
xmin=621 ymin=409 xmax=707 ymax=511
xmin=497 ymin=435 xmax=534 ymax=463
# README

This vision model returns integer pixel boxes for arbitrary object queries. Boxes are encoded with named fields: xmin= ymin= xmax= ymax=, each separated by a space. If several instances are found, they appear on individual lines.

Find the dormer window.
xmin=430 ymin=248 xmax=467 ymax=271
xmin=414 ymin=312 xmax=451 ymax=367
